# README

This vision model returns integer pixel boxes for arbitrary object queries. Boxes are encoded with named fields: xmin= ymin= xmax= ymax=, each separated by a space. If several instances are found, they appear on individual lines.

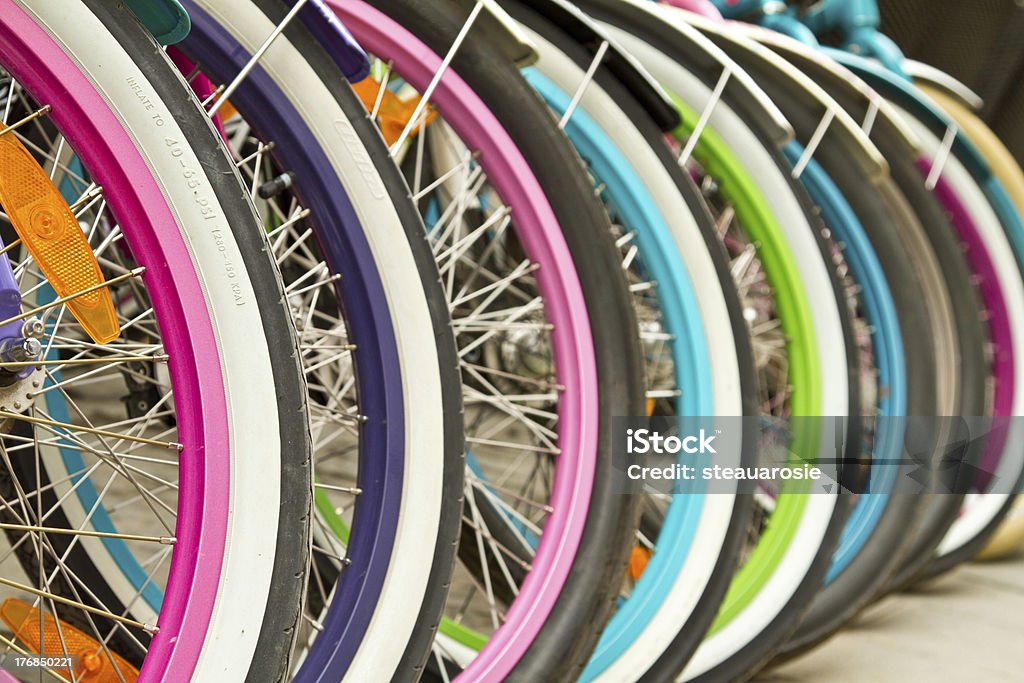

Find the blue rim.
xmin=522 ymin=69 xmax=717 ymax=680
xmin=781 ymin=144 xmax=907 ymax=580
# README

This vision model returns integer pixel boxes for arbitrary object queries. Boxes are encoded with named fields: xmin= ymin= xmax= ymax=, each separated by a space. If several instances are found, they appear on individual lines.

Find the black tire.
xmin=747 ymin=46 xmax=992 ymax=593
xmin=778 ymin=177 xmax=941 ymax=657
xmin=570 ymin=2 xmax=862 ymax=680
xmin=85 ymin=4 xmax=312 ymax=679
xmin=569 ymin=0 xmax=864 ymax=478
xmin=918 ymin=493 xmax=1022 ymax=579
xmin=5 ymin=1 xmax=464 ymax=678
xmin=875 ymin=147 xmax=990 ymax=591
xmin=3 ymin=2 xmax=313 ymax=680
xmin=791 ymin=77 xmax=993 ymax=591
xmin=704 ymin=53 xmax=945 ymax=657
xmin=185 ymin=1 xmax=468 ymax=677
xmin=500 ymin=1 xmax=760 ymax=676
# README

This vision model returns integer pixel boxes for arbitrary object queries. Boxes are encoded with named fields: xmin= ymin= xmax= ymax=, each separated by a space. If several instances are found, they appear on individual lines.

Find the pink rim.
xmin=328 ymin=0 xmax=600 ymax=678
xmin=923 ymin=162 xmax=1013 ymax=481
xmin=660 ymin=0 xmax=723 ymax=19
xmin=0 ymin=4 xmax=229 ymax=680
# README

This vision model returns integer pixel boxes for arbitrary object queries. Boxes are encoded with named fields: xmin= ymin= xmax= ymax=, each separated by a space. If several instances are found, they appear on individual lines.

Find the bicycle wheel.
xmin=829 ymin=48 xmax=1024 ymax=582
xmin=485 ymin=4 xmax=760 ymax=680
xmin=30 ymin=0 xmax=466 ymax=677
xmin=744 ymin=29 xmax=991 ymax=593
xmin=572 ymin=3 xmax=856 ymax=678
xmin=895 ymin=104 xmax=1024 ymax=577
xmin=679 ymin=17 xmax=952 ymax=657
xmin=173 ymin=1 xmax=465 ymax=678
xmin=328 ymin=0 xmax=648 ymax=679
xmin=0 ymin=1 xmax=310 ymax=679
xmin=919 ymin=83 xmax=1024 ymax=564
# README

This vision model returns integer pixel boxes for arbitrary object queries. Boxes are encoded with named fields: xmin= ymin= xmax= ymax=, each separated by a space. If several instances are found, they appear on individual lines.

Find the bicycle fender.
xmin=124 ymin=0 xmax=191 ymax=45
xmin=685 ymin=11 xmax=887 ymax=181
xmin=904 ymin=59 xmax=984 ymax=112
xmin=736 ymin=22 xmax=921 ymax=161
xmin=450 ymin=0 xmax=540 ymax=68
xmin=293 ymin=0 xmax=370 ymax=82
xmin=576 ymin=0 xmax=794 ymax=148
xmin=508 ymin=0 xmax=681 ymax=131
xmin=825 ymin=47 xmax=992 ymax=181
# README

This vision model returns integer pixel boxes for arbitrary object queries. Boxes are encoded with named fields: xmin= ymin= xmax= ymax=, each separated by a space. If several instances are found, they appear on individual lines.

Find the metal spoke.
xmin=0 ymin=268 xmax=145 ymax=329
xmin=558 ymin=40 xmax=610 ymax=129
xmin=0 ymin=353 xmax=166 ymax=370
xmin=0 ymin=104 xmax=50 ymax=137
xmin=208 ymin=0 xmax=311 ymax=117
xmin=0 ymin=522 xmax=173 ymax=545
xmin=0 ymin=410 xmax=182 ymax=451
xmin=389 ymin=0 xmax=485 ymax=153
xmin=464 ymin=436 xmax=559 ymax=455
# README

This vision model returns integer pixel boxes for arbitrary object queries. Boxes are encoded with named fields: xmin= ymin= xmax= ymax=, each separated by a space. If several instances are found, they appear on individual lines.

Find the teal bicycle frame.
xmin=711 ymin=0 xmax=910 ymax=78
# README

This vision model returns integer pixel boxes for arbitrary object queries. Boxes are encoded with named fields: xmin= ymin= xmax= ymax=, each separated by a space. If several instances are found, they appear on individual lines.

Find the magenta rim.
xmin=0 ymin=4 xmax=229 ymax=680
xmin=660 ymin=0 xmax=723 ymax=19
xmin=922 ymin=160 xmax=1013 ymax=478
xmin=328 ymin=0 xmax=600 ymax=677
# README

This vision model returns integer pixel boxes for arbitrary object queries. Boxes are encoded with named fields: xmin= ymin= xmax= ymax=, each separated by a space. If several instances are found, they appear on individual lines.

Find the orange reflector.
xmin=216 ymin=98 xmax=238 ymax=123
xmin=0 ymin=135 xmax=119 ymax=344
xmin=627 ymin=545 xmax=652 ymax=582
xmin=352 ymin=77 xmax=437 ymax=146
xmin=0 ymin=598 xmax=139 ymax=681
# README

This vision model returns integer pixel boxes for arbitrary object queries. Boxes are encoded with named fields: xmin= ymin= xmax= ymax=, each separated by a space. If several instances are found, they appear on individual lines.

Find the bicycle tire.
xmin=756 ymin=43 xmax=991 ymax=592
xmin=570 ymin=4 xmax=858 ymax=678
xmin=329 ymin=0 xmax=648 ymax=679
xmin=696 ymin=38 xmax=944 ymax=654
xmin=0 ymin=1 xmax=312 ymax=678
xmin=891 ymin=103 xmax=1024 ymax=580
xmin=174 ymin=1 xmax=466 ymax=678
xmin=503 ymin=5 xmax=760 ymax=679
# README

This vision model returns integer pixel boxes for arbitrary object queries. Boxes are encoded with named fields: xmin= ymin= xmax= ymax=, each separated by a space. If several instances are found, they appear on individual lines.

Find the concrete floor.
xmin=758 ymin=548 xmax=1024 ymax=682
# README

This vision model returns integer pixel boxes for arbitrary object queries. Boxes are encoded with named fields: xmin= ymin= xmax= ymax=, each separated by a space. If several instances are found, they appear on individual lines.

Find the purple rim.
xmin=174 ymin=3 xmax=412 ymax=677
xmin=0 ymin=3 xmax=230 ymax=679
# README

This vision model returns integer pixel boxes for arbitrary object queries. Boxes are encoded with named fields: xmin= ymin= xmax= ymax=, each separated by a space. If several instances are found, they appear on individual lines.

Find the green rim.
xmin=671 ymin=95 xmax=820 ymax=632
